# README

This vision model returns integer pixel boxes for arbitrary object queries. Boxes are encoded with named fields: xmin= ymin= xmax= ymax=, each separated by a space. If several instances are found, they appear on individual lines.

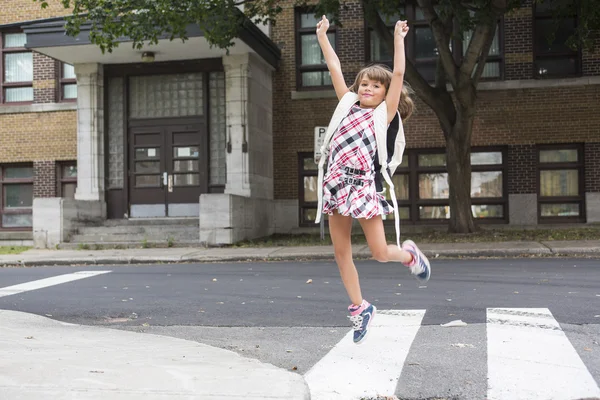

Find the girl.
xmin=315 ymin=16 xmax=431 ymax=344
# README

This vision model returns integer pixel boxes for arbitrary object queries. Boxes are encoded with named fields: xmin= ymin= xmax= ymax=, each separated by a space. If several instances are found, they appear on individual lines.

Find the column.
xmin=74 ymin=63 xmax=105 ymax=201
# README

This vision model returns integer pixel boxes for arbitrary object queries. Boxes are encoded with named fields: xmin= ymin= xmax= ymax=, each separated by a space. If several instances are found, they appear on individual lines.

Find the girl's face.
xmin=357 ymin=77 xmax=386 ymax=108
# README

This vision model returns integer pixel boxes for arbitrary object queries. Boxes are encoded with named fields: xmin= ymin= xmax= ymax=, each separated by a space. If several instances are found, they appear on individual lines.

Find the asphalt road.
xmin=1 ymin=258 xmax=599 ymax=399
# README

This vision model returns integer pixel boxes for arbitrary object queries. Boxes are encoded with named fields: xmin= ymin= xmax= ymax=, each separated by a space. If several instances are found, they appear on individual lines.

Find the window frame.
xmin=365 ymin=6 xmax=505 ymax=81
xmin=294 ymin=9 xmax=337 ymax=91
xmin=0 ymin=31 xmax=34 ymax=105
xmin=56 ymin=161 xmax=77 ymax=198
xmin=0 ymin=163 xmax=34 ymax=231
xmin=297 ymin=147 xmax=508 ymax=226
xmin=298 ymin=152 xmax=322 ymax=226
xmin=536 ymin=144 xmax=585 ymax=223
xmin=532 ymin=2 xmax=581 ymax=79
xmin=58 ymin=62 xmax=77 ymax=102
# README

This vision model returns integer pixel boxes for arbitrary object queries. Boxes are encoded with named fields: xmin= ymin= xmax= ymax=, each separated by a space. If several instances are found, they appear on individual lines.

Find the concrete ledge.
xmin=0 ymin=102 xmax=77 ymax=114
xmin=0 ymin=310 xmax=309 ymax=400
xmin=0 ymin=231 xmax=33 ymax=241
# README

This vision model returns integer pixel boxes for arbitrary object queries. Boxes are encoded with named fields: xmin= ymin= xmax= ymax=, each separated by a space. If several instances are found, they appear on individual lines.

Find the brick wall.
xmin=33 ymin=160 xmax=56 ymax=198
xmin=272 ymin=1 xmax=600 ymax=201
xmin=0 ymin=111 xmax=77 ymax=162
xmin=583 ymin=37 xmax=600 ymax=77
xmin=33 ymin=52 xmax=57 ymax=104
xmin=0 ymin=0 xmax=72 ymax=25
xmin=504 ymin=5 xmax=533 ymax=80
xmin=507 ymin=145 xmax=536 ymax=194
xmin=585 ymin=143 xmax=600 ymax=193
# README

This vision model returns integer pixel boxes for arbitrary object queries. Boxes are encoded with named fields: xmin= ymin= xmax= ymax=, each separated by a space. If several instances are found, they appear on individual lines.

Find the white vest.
xmin=315 ymin=91 xmax=407 ymax=248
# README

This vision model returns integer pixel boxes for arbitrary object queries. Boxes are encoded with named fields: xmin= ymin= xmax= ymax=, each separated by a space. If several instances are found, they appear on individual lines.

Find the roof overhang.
xmin=12 ymin=15 xmax=280 ymax=68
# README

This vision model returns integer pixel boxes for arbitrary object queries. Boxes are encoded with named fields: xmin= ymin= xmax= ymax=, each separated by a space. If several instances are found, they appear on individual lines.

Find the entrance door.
xmin=129 ymin=120 xmax=207 ymax=218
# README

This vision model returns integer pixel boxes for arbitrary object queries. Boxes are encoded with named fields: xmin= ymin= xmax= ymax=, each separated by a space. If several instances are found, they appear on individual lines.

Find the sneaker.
xmin=348 ymin=300 xmax=376 ymax=344
xmin=402 ymin=239 xmax=431 ymax=282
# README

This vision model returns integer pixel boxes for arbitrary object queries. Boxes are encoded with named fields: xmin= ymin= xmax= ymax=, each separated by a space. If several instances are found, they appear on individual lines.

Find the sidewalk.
xmin=0 ymin=310 xmax=309 ymax=400
xmin=1 ymin=240 xmax=599 ymax=266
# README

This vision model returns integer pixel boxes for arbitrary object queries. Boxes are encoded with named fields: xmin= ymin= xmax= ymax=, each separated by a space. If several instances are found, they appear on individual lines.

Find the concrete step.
xmin=101 ymin=218 xmax=199 ymax=227
xmin=69 ymin=232 xmax=199 ymax=243
xmin=57 ymin=241 xmax=204 ymax=250
xmin=76 ymin=225 xmax=199 ymax=235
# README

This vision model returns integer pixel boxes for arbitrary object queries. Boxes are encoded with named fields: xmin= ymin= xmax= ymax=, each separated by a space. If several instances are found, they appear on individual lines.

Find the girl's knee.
xmin=371 ymin=247 xmax=389 ymax=263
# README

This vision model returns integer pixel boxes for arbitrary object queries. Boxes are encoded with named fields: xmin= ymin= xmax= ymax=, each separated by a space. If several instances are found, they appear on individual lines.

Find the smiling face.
xmin=357 ymin=77 xmax=387 ymax=108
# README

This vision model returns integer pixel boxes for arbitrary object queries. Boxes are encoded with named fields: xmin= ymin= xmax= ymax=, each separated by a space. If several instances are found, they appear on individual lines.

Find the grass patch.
xmin=0 ymin=246 xmax=31 ymax=255
xmin=233 ymin=227 xmax=600 ymax=248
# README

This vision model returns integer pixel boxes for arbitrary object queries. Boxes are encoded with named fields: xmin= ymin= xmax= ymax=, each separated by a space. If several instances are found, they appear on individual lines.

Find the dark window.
xmin=295 ymin=10 xmax=336 ymax=90
xmin=534 ymin=0 xmax=580 ymax=78
xmin=0 ymin=164 xmax=34 ymax=229
xmin=367 ymin=7 xmax=503 ymax=81
xmin=0 ymin=32 xmax=33 ymax=104
xmin=537 ymin=144 xmax=584 ymax=222
xmin=59 ymin=63 xmax=77 ymax=101
xmin=298 ymin=148 xmax=507 ymax=225
xmin=298 ymin=152 xmax=323 ymax=226
xmin=57 ymin=162 xmax=77 ymax=198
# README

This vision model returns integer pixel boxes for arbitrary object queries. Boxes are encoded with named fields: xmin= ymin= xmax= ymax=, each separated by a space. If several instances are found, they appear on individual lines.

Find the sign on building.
xmin=314 ymin=126 xmax=327 ymax=163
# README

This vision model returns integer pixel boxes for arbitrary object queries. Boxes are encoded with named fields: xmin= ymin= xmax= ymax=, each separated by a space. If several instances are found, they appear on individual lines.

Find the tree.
xmin=318 ymin=0 xmax=598 ymax=232
xmin=38 ymin=0 xmax=599 ymax=232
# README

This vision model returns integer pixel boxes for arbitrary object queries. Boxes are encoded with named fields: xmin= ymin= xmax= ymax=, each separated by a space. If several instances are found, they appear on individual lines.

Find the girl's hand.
xmin=395 ymin=20 xmax=409 ymax=39
xmin=316 ymin=15 xmax=330 ymax=37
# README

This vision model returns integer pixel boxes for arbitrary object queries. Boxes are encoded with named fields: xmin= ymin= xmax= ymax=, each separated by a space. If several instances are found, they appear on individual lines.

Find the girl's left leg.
xmin=358 ymin=215 xmax=412 ymax=264
xmin=358 ymin=215 xmax=432 ymax=281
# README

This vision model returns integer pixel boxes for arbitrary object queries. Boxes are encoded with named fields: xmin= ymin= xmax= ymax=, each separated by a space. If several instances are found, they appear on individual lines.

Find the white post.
xmin=74 ymin=63 xmax=105 ymax=202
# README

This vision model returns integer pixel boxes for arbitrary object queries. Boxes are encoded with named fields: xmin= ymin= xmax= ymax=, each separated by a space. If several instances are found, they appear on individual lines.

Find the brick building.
xmin=0 ymin=0 xmax=599 ymax=247
xmin=271 ymin=0 xmax=600 ymax=229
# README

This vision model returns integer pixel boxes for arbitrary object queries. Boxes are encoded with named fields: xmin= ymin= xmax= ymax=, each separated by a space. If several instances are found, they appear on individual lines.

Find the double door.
xmin=128 ymin=120 xmax=207 ymax=217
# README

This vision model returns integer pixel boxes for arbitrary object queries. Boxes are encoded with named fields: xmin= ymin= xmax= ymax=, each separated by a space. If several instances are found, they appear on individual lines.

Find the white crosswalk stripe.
xmin=305 ymin=310 xmax=425 ymax=400
xmin=0 ymin=271 xmax=112 ymax=298
xmin=487 ymin=308 xmax=600 ymax=400
xmin=305 ymin=308 xmax=600 ymax=400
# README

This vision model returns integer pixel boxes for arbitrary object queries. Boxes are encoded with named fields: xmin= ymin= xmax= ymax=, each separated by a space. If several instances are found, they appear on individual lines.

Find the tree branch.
xmin=460 ymin=21 xmax=493 ymax=78
xmin=417 ymin=0 xmax=458 ymax=87
xmin=472 ymin=23 xmax=497 ymax=85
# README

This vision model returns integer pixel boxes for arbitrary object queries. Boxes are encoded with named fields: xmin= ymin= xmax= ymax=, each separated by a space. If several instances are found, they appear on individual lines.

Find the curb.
xmin=2 ymin=248 xmax=599 ymax=267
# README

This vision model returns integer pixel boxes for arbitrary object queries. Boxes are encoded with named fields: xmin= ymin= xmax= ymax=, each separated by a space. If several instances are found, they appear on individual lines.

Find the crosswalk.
xmin=306 ymin=308 xmax=600 ymax=400
xmin=0 ymin=270 xmax=599 ymax=400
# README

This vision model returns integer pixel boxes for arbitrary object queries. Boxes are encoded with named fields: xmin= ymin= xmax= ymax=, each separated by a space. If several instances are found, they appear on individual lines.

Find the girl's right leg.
xmin=329 ymin=211 xmax=376 ymax=344
xmin=328 ymin=211 xmax=362 ymax=306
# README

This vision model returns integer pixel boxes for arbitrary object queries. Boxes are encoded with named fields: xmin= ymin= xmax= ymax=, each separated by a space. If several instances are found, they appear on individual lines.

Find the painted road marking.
xmin=304 ymin=309 xmax=426 ymax=400
xmin=0 ymin=271 xmax=112 ymax=298
xmin=487 ymin=307 xmax=600 ymax=400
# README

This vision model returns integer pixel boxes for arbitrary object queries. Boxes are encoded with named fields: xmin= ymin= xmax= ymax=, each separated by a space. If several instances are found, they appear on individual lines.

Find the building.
xmin=1 ymin=1 xmax=281 ymax=247
xmin=271 ymin=0 xmax=600 ymax=229
xmin=0 ymin=0 xmax=599 ymax=248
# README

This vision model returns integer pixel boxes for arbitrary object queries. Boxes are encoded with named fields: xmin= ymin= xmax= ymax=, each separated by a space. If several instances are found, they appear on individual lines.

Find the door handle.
xmin=163 ymin=172 xmax=168 ymax=186
xmin=168 ymin=175 xmax=173 ymax=193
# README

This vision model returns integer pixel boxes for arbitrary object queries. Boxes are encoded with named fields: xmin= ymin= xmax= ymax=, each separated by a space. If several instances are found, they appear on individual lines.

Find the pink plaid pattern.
xmin=322 ymin=105 xmax=393 ymax=219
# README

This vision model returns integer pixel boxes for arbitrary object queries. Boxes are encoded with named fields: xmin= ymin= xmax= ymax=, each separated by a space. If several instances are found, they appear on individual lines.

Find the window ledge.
xmin=0 ymin=102 xmax=77 ymax=115
xmin=476 ymin=76 xmax=600 ymax=91
xmin=291 ymin=90 xmax=337 ymax=100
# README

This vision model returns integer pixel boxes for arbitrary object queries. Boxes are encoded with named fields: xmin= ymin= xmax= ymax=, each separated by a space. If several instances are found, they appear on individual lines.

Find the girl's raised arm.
xmin=386 ymin=20 xmax=409 ymax=123
xmin=317 ymin=16 xmax=349 ymax=100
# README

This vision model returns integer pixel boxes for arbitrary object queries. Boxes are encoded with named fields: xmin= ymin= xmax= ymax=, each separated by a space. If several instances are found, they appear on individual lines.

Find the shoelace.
xmin=348 ymin=314 xmax=363 ymax=331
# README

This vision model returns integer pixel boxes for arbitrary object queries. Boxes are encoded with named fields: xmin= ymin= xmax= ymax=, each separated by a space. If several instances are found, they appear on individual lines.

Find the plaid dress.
xmin=322 ymin=105 xmax=393 ymax=219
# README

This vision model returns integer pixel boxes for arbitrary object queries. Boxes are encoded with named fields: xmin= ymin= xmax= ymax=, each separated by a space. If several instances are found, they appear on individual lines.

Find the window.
xmin=462 ymin=23 xmax=503 ymax=79
xmin=59 ymin=63 xmax=77 ymax=100
xmin=0 ymin=32 xmax=33 ymax=103
xmin=0 ymin=164 xmax=34 ymax=229
xmin=57 ymin=162 xmax=77 ymax=198
xmin=295 ymin=11 xmax=336 ymax=89
xmin=537 ymin=145 xmax=584 ymax=222
xmin=534 ymin=0 xmax=580 ymax=78
xmin=367 ymin=7 xmax=503 ymax=81
xmin=299 ymin=153 xmax=321 ymax=225
xmin=297 ymin=148 xmax=507 ymax=225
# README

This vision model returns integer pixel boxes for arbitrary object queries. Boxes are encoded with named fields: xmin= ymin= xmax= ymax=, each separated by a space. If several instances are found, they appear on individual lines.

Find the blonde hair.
xmin=348 ymin=64 xmax=415 ymax=121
